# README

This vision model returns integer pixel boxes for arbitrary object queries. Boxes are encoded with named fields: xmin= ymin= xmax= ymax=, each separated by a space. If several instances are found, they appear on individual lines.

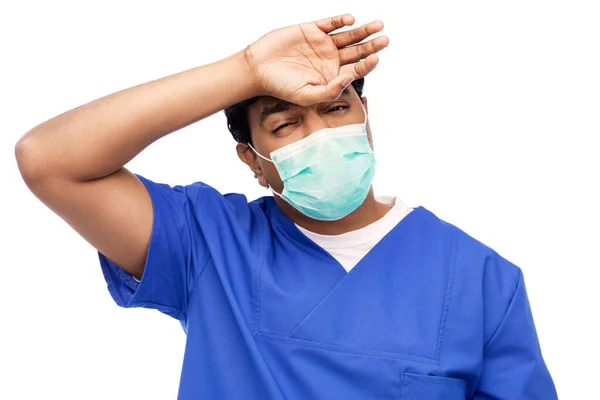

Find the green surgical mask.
xmin=249 ymin=104 xmax=376 ymax=221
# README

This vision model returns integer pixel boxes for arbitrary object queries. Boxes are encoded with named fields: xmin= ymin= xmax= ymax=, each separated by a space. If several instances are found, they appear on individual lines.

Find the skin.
xmin=15 ymin=14 xmax=389 ymax=280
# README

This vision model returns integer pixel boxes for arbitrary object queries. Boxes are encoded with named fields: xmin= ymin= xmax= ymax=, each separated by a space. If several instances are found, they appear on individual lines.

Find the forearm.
xmin=15 ymin=49 xmax=256 ymax=183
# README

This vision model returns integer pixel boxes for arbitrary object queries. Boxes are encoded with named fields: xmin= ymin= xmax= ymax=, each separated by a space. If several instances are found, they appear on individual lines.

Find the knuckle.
xmin=331 ymin=35 xmax=341 ymax=47
xmin=349 ymin=29 xmax=358 ymax=41
xmin=339 ymin=52 xmax=348 ymax=65
xmin=357 ymin=44 xmax=366 ymax=59
xmin=370 ymin=40 xmax=377 ymax=52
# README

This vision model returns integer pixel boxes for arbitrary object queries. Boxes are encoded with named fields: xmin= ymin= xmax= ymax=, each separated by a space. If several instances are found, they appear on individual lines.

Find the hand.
xmin=245 ymin=14 xmax=389 ymax=106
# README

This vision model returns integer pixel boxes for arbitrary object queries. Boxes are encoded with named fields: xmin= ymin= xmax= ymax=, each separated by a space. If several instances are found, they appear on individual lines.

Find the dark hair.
xmin=225 ymin=78 xmax=365 ymax=145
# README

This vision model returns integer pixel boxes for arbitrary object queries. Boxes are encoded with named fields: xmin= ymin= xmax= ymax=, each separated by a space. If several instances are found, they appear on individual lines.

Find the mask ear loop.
xmin=247 ymin=143 xmax=273 ymax=163
xmin=246 ymin=143 xmax=287 ymax=198
xmin=360 ymin=101 xmax=368 ymax=126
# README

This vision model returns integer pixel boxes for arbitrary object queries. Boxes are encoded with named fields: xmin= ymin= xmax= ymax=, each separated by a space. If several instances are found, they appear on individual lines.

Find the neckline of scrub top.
xmin=294 ymin=197 xmax=413 ymax=250
xmin=269 ymin=198 xmax=427 ymax=275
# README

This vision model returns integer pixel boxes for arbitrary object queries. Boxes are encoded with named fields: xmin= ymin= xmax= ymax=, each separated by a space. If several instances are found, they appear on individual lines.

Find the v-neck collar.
xmin=269 ymin=198 xmax=426 ymax=275
xmin=294 ymin=197 xmax=412 ymax=250
xmin=260 ymin=201 xmax=440 ymax=341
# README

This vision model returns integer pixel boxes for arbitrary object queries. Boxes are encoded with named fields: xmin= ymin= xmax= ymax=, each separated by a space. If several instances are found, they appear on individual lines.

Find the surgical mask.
xmin=248 ymin=103 xmax=376 ymax=221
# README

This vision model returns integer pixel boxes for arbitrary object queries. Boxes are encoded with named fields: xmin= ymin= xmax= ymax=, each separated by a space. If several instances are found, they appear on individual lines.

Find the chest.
xmin=259 ymin=219 xmax=456 ymax=362
xmin=252 ymin=217 xmax=470 ymax=399
xmin=187 ymin=205 xmax=484 ymax=399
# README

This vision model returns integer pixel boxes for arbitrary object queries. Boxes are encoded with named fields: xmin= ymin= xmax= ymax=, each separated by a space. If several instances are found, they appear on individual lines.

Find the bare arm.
xmin=15 ymin=14 xmax=386 ymax=280
xmin=15 ymin=50 xmax=257 ymax=279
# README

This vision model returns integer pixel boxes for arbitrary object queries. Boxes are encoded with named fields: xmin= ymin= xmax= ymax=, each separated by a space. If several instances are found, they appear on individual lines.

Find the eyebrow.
xmin=259 ymin=101 xmax=297 ymax=126
xmin=259 ymin=87 xmax=352 ymax=126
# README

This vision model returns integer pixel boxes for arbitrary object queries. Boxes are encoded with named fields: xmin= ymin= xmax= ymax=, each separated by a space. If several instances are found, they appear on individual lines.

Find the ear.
xmin=236 ymin=143 xmax=266 ymax=184
xmin=236 ymin=142 xmax=259 ymax=173
xmin=361 ymin=96 xmax=368 ymax=113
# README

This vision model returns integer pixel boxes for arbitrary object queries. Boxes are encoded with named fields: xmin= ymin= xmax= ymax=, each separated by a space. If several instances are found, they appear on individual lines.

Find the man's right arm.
xmin=15 ymin=14 xmax=385 ymax=284
xmin=15 ymin=50 xmax=257 ymax=280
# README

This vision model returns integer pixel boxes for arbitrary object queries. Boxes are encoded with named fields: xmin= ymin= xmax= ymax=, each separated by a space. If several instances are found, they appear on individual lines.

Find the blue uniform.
xmin=99 ymin=175 xmax=557 ymax=399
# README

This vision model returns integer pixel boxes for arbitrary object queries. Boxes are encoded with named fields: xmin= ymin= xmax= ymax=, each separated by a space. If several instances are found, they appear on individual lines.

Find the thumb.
xmin=299 ymin=74 xmax=354 ymax=106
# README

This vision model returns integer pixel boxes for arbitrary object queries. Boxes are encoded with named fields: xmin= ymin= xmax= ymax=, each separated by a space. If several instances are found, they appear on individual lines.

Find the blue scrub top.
xmin=99 ymin=175 xmax=557 ymax=399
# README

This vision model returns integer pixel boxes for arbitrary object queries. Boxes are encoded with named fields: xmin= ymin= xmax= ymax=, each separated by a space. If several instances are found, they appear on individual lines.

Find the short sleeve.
xmin=98 ymin=174 xmax=209 ymax=322
xmin=473 ymin=270 xmax=558 ymax=399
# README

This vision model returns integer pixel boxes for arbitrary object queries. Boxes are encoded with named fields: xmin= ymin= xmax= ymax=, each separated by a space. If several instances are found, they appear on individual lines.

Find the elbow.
xmin=15 ymin=134 xmax=52 ymax=189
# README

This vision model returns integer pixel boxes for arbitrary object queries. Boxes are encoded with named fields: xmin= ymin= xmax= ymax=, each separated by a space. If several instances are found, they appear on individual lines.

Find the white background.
xmin=1 ymin=1 xmax=598 ymax=398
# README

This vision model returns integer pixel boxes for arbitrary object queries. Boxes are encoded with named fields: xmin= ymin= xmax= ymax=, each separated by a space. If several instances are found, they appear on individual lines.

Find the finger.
xmin=340 ymin=54 xmax=380 ymax=80
xmin=338 ymin=35 xmax=389 ymax=65
xmin=297 ymin=75 xmax=355 ymax=106
xmin=314 ymin=14 xmax=355 ymax=34
xmin=331 ymin=20 xmax=384 ymax=48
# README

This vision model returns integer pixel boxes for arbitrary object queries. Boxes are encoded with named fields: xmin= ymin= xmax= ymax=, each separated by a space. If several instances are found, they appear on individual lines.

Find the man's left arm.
xmin=473 ymin=270 xmax=558 ymax=399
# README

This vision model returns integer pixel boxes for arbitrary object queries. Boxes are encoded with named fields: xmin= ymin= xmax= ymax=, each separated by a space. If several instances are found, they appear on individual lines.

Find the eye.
xmin=328 ymin=105 xmax=349 ymax=113
xmin=272 ymin=106 xmax=348 ymax=133
xmin=273 ymin=121 xmax=296 ymax=133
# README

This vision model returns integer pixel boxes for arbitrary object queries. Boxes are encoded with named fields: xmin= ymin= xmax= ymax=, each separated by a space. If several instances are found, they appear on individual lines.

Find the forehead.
xmin=247 ymin=86 xmax=358 ymax=127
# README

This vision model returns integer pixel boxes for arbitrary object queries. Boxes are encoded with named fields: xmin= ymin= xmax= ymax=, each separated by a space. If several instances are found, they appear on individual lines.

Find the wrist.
xmin=228 ymin=47 xmax=263 ymax=100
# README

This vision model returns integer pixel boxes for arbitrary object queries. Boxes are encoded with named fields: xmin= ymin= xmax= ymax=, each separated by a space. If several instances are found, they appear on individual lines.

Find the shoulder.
xmin=421 ymin=206 xmax=521 ymax=280
xmin=424 ymin=207 xmax=523 ymax=341
xmin=135 ymin=174 xmax=277 ymax=233
xmin=153 ymin=177 xmax=271 ymax=216
xmin=449 ymin=215 xmax=521 ymax=285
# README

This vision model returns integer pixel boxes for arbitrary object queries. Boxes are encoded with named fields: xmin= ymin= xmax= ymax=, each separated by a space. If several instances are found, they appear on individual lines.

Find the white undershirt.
xmin=295 ymin=197 xmax=413 ymax=272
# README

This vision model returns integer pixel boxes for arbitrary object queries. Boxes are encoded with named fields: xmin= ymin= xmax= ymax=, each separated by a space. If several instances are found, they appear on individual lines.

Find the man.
xmin=15 ymin=13 xmax=557 ymax=399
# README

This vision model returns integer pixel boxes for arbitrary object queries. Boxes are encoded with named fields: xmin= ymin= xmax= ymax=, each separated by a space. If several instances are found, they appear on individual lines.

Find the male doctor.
xmin=16 ymin=13 xmax=557 ymax=399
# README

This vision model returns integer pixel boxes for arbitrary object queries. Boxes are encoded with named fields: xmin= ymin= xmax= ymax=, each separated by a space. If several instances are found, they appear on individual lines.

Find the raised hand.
xmin=246 ymin=14 xmax=389 ymax=106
